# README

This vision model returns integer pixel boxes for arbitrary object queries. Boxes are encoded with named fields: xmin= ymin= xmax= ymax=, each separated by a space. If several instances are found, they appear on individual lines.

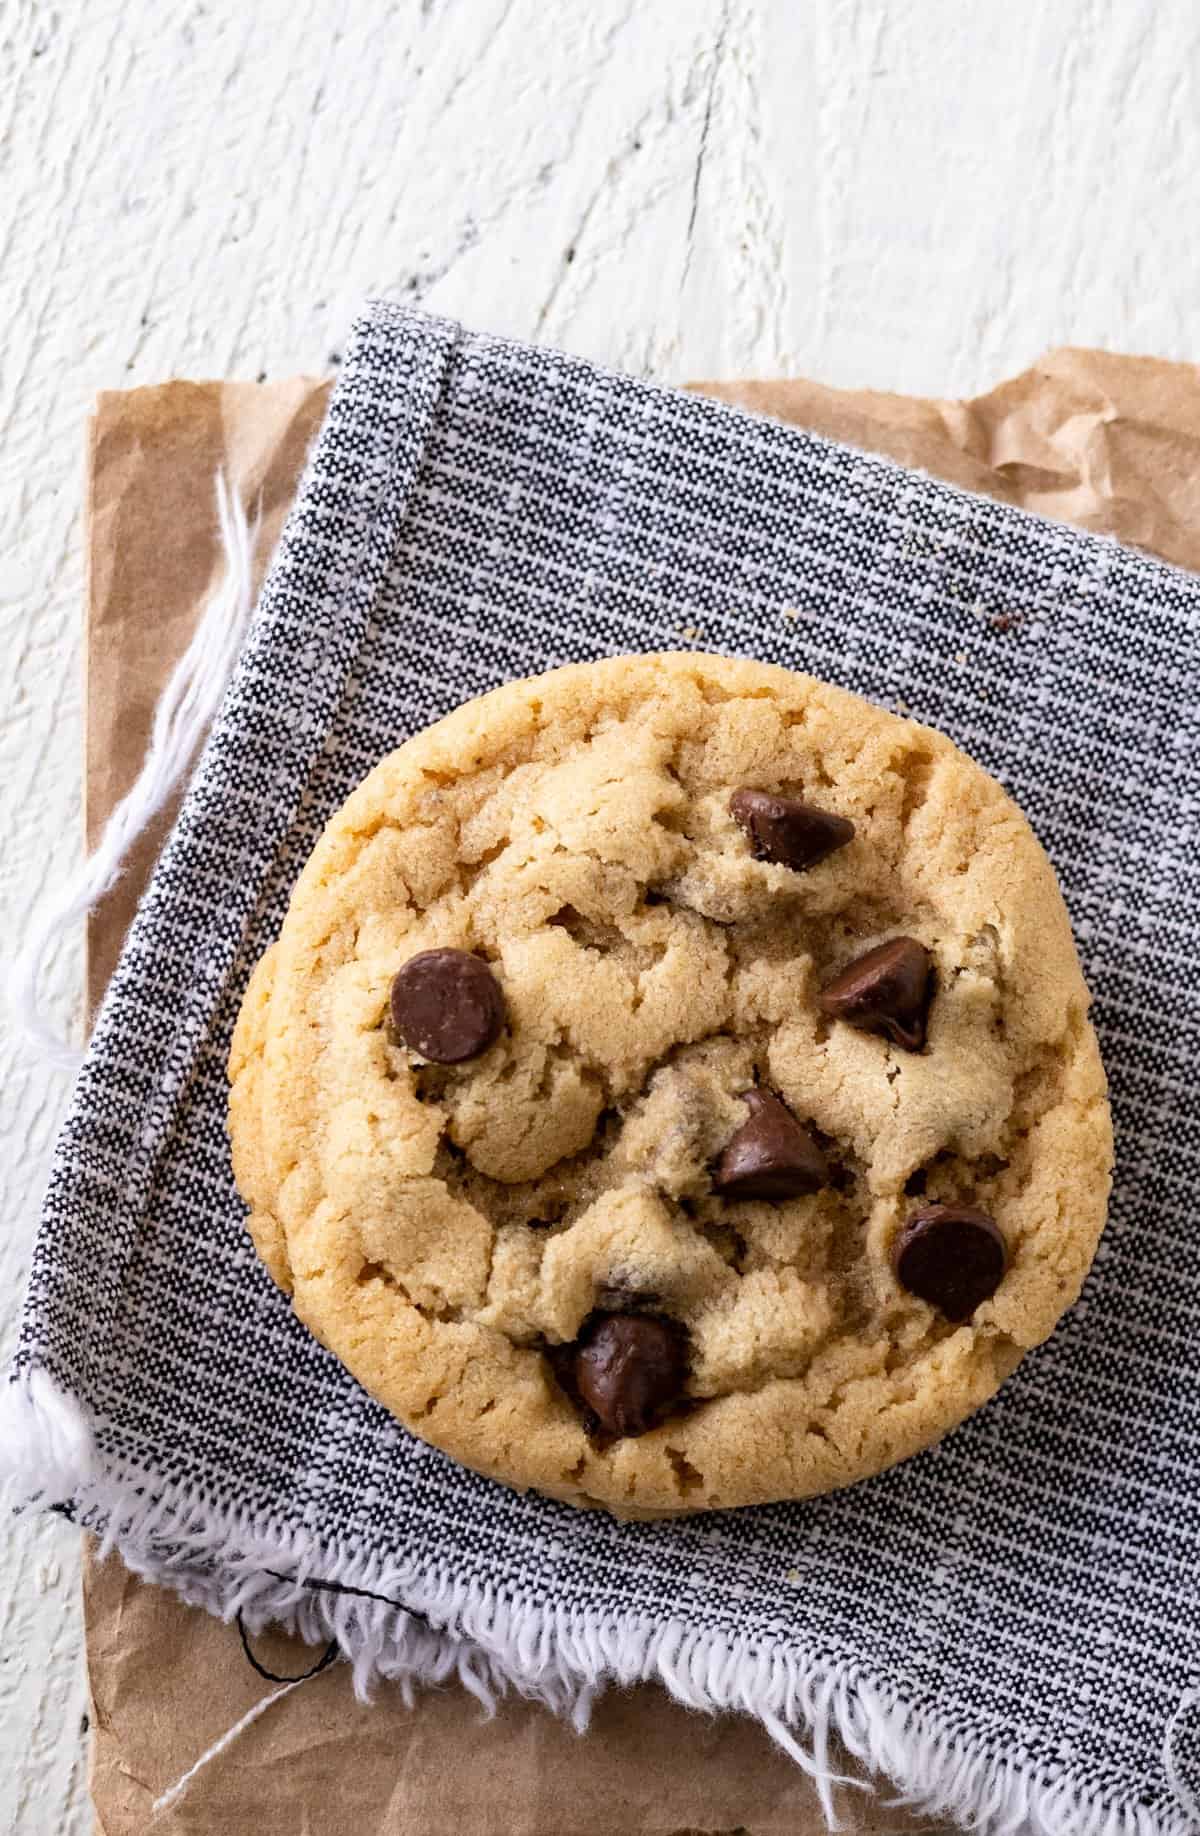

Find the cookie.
xmin=228 ymin=653 xmax=1112 ymax=1517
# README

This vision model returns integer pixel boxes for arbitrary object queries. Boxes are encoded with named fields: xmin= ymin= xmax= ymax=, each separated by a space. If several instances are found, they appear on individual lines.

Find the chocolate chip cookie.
xmin=228 ymin=654 xmax=1112 ymax=1516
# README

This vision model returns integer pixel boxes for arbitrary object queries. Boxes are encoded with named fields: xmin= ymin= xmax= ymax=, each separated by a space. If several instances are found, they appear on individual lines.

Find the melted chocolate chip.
xmin=818 ymin=936 xmax=933 ymax=1051
xmin=573 ymin=1314 xmax=687 ymax=1437
xmin=894 ymin=1204 xmax=1007 ymax=1322
xmin=389 ymin=948 xmax=505 ymax=1064
xmin=729 ymin=788 xmax=855 ymax=870
xmin=713 ymin=1089 xmax=829 ymax=1200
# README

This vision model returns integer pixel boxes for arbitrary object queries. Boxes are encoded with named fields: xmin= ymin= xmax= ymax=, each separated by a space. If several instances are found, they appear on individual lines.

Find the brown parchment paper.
xmin=83 ymin=345 xmax=1200 ymax=1834
xmin=85 ymin=378 xmax=331 ymax=1007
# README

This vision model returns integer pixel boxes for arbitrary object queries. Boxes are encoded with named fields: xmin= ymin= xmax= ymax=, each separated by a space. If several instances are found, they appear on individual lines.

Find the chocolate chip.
xmin=894 ymin=1204 xmax=1007 ymax=1322
xmin=730 ymin=788 xmax=855 ymax=870
xmin=713 ymin=1089 xmax=829 ymax=1200
xmin=573 ymin=1314 xmax=687 ymax=1437
xmin=818 ymin=936 xmax=932 ymax=1051
xmin=389 ymin=948 xmax=505 ymax=1064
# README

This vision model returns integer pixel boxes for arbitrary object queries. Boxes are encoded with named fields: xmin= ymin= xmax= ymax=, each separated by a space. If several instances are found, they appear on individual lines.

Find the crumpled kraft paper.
xmin=696 ymin=346 xmax=1200 ymax=570
xmin=85 ymin=377 xmax=330 ymax=1008
xmin=83 ymin=345 xmax=1200 ymax=1834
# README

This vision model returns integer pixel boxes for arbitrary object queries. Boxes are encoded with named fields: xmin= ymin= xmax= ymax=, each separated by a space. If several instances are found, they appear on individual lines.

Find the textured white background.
xmin=3 ymin=0 xmax=1199 ymax=1828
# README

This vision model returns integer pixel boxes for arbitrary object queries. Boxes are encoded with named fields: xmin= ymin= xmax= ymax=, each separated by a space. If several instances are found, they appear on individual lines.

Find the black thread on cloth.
xmin=236 ymin=1611 xmax=339 ymax=1685
xmin=263 ymin=1566 xmax=438 ymax=1632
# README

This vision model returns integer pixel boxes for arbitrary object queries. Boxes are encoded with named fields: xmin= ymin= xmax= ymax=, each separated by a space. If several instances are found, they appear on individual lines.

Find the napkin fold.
xmin=6 ymin=301 xmax=1199 ymax=1836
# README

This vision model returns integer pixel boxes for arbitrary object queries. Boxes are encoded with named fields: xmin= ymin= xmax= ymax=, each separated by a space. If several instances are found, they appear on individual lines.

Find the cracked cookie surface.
xmin=227 ymin=652 xmax=1112 ymax=1516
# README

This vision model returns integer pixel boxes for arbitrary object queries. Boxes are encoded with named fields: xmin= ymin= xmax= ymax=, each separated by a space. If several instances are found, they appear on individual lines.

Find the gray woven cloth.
xmin=6 ymin=301 xmax=1199 ymax=1834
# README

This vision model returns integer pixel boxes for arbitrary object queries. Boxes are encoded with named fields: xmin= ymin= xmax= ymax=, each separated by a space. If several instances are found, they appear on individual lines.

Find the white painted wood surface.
xmin=2 ymin=1 xmax=1198 ymax=1827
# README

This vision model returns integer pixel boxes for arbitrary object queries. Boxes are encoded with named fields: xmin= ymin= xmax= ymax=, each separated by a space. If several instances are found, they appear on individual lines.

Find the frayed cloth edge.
xmin=0 ymin=1367 xmax=1179 ymax=1836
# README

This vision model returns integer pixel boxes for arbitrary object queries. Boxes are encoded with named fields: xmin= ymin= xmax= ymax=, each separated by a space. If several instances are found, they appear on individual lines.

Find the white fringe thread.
xmin=2 ymin=1367 xmax=1194 ymax=1836
xmin=0 ymin=1365 xmax=97 ymax=1505
xmin=1163 ymin=1691 xmax=1200 ymax=1830
xmin=150 ymin=1675 xmax=316 ymax=1817
xmin=4 ymin=472 xmax=256 ymax=1071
